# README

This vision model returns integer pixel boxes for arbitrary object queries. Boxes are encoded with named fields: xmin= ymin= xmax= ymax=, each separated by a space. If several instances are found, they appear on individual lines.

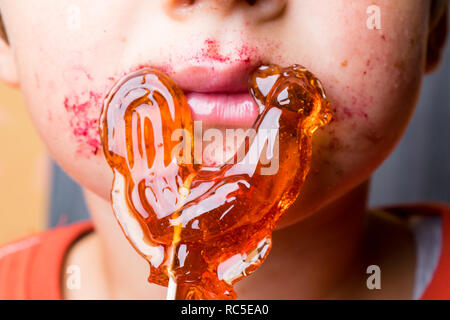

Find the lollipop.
xmin=100 ymin=64 xmax=332 ymax=299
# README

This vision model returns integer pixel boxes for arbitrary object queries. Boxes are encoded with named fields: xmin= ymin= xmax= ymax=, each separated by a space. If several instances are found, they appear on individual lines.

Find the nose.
xmin=164 ymin=0 xmax=287 ymax=22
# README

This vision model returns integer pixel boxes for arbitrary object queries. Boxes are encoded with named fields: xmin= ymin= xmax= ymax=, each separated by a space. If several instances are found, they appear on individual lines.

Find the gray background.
xmin=49 ymin=43 xmax=450 ymax=226
xmin=369 ymin=39 xmax=450 ymax=207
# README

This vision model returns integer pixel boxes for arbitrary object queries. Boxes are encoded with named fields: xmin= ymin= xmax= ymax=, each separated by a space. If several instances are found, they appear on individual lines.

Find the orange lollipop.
xmin=100 ymin=64 xmax=332 ymax=299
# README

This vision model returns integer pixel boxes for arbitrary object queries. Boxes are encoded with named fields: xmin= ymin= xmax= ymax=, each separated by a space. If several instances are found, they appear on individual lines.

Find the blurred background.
xmin=0 ymin=40 xmax=449 ymax=246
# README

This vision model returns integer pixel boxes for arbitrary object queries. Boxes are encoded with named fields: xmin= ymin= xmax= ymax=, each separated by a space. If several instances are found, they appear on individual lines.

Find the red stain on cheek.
xmin=332 ymin=88 xmax=373 ymax=122
xmin=342 ymin=107 xmax=353 ymax=118
xmin=363 ymin=60 xmax=372 ymax=76
xmin=191 ymin=38 xmax=258 ymax=64
xmin=236 ymin=43 xmax=255 ymax=64
xmin=64 ymin=90 xmax=103 ymax=156
xmin=358 ymin=109 xmax=369 ymax=120
xmin=203 ymin=39 xmax=223 ymax=61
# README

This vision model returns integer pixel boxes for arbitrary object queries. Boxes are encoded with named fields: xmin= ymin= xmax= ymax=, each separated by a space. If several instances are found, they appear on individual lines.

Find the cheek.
xmin=329 ymin=56 xmax=423 ymax=156
xmin=312 ymin=11 xmax=427 ymax=165
xmin=17 ymin=60 xmax=119 ymax=199
xmin=56 ymin=64 xmax=166 ymax=158
xmin=63 ymin=88 xmax=103 ymax=157
xmin=284 ymin=25 xmax=427 ymax=222
xmin=35 ymin=63 xmax=117 ymax=158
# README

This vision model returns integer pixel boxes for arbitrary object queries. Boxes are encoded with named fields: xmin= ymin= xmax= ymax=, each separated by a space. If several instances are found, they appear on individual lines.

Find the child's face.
xmin=0 ymin=1 xmax=438 ymax=225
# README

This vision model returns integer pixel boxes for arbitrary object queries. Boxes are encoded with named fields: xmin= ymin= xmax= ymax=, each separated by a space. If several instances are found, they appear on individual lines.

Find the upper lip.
xmin=153 ymin=60 xmax=262 ymax=94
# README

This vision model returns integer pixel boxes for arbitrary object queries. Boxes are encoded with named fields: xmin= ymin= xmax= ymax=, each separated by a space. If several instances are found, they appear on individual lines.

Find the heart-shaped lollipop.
xmin=100 ymin=64 xmax=332 ymax=299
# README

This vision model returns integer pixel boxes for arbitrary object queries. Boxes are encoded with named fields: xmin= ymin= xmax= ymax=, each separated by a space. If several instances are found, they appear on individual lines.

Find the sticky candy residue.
xmin=100 ymin=64 xmax=332 ymax=299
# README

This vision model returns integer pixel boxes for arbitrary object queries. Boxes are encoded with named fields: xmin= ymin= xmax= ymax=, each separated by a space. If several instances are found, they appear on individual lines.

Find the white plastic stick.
xmin=166 ymin=277 xmax=177 ymax=300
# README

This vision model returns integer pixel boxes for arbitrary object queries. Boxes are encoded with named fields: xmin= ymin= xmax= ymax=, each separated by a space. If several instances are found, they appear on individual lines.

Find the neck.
xmin=236 ymin=181 xmax=368 ymax=299
xmin=83 ymin=180 xmax=369 ymax=299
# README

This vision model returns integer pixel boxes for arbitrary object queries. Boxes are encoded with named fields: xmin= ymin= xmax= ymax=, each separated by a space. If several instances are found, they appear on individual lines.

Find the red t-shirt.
xmin=0 ymin=204 xmax=449 ymax=300
xmin=0 ymin=220 xmax=93 ymax=299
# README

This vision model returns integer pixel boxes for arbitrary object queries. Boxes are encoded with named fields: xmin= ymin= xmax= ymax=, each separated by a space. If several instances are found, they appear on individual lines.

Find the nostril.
xmin=163 ymin=0 xmax=197 ymax=20
xmin=174 ymin=0 xmax=195 ymax=6
xmin=165 ymin=0 xmax=196 ymax=11
xmin=243 ymin=0 xmax=287 ymax=22
xmin=165 ymin=0 xmax=286 ymax=21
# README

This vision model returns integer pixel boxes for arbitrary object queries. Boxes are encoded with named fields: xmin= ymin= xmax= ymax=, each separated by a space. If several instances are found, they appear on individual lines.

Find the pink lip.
xmin=168 ymin=60 xmax=257 ymax=93
xmin=153 ymin=60 xmax=262 ymax=127
xmin=187 ymin=92 xmax=259 ymax=127
xmin=143 ymin=53 xmax=263 ymax=127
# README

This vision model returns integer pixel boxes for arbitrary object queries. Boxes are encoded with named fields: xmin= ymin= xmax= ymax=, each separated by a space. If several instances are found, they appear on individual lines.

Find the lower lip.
xmin=186 ymin=92 xmax=259 ymax=127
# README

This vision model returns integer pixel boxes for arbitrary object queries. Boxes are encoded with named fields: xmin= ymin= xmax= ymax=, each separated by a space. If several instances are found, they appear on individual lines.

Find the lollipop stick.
xmin=167 ymin=277 xmax=178 ymax=300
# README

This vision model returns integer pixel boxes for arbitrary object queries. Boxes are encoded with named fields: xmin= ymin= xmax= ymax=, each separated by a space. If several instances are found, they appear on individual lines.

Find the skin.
xmin=0 ymin=0 xmax=447 ymax=299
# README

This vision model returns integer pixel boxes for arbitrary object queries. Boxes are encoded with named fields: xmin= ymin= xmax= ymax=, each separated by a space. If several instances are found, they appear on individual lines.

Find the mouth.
xmin=186 ymin=92 xmax=259 ymax=128
xmin=151 ymin=59 xmax=262 ymax=128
